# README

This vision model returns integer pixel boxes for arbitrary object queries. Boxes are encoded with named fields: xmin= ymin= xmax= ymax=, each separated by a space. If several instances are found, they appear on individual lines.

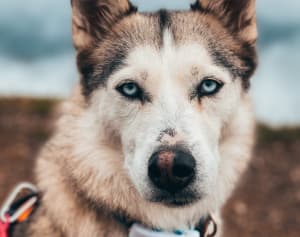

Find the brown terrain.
xmin=0 ymin=98 xmax=299 ymax=237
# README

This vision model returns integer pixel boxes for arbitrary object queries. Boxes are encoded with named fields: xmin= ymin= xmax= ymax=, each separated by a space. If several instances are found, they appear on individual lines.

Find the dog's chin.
xmin=146 ymin=190 xmax=202 ymax=207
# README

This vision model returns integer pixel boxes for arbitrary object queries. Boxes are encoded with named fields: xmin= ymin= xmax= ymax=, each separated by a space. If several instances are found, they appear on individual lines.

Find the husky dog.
xmin=13 ymin=0 xmax=257 ymax=236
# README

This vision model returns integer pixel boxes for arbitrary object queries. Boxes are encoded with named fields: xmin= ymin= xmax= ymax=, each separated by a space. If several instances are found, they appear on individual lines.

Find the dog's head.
xmin=70 ymin=0 xmax=257 ymax=209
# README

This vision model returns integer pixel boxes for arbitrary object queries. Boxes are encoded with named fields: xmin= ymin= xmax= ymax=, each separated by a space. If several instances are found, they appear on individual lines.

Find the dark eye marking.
xmin=191 ymin=76 xmax=224 ymax=100
xmin=116 ymin=81 xmax=151 ymax=103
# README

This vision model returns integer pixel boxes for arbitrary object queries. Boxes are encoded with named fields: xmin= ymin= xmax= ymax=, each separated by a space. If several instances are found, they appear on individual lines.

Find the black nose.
xmin=148 ymin=148 xmax=196 ymax=193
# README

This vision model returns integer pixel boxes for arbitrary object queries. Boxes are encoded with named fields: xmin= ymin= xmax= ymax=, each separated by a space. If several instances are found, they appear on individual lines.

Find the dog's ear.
xmin=71 ymin=0 xmax=136 ymax=50
xmin=191 ymin=0 xmax=257 ymax=44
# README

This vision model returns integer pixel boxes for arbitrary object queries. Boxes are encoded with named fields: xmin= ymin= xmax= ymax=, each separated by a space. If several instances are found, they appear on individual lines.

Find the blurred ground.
xmin=0 ymin=98 xmax=299 ymax=237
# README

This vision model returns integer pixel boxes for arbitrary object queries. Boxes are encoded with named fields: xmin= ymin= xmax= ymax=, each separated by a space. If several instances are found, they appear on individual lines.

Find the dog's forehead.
xmin=122 ymin=31 xmax=228 ymax=84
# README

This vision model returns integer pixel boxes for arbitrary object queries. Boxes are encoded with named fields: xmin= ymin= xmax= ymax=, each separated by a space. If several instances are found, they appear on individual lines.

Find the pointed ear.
xmin=192 ymin=0 xmax=257 ymax=44
xmin=71 ymin=0 xmax=137 ymax=50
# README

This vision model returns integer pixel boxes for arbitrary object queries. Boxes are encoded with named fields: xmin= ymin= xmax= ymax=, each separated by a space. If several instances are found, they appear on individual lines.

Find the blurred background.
xmin=0 ymin=1 xmax=299 ymax=237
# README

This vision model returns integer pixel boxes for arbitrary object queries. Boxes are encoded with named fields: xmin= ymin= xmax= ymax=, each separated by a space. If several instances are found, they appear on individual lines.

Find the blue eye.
xmin=116 ymin=82 xmax=143 ymax=100
xmin=121 ymin=83 xmax=138 ymax=96
xmin=198 ymin=79 xmax=223 ymax=97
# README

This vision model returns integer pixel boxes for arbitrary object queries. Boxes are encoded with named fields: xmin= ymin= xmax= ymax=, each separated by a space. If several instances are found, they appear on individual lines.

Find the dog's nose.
xmin=148 ymin=148 xmax=196 ymax=193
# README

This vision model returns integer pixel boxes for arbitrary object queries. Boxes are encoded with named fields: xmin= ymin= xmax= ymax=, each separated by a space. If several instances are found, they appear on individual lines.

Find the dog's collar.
xmin=113 ymin=211 xmax=217 ymax=237
xmin=130 ymin=224 xmax=200 ymax=237
xmin=1 ymin=183 xmax=217 ymax=237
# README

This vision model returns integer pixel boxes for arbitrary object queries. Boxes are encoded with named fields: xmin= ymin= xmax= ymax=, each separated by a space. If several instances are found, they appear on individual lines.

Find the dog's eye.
xmin=197 ymin=79 xmax=223 ymax=97
xmin=116 ymin=82 xmax=143 ymax=100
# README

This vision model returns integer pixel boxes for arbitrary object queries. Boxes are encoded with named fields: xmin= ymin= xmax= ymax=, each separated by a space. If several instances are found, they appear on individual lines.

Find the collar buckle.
xmin=0 ymin=182 xmax=38 ymax=224
xmin=202 ymin=215 xmax=217 ymax=237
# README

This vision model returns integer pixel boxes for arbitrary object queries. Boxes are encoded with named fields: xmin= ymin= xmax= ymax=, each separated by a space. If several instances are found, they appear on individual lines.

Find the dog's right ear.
xmin=71 ymin=0 xmax=136 ymax=50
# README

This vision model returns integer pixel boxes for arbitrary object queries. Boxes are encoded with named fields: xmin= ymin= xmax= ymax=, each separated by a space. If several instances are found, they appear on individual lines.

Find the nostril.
xmin=149 ymin=162 xmax=161 ymax=179
xmin=172 ymin=164 xmax=194 ymax=178
xmin=172 ymin=151 xmax=196 ymax=179
xmin=148 ymin=153 xmax=165 ymax=183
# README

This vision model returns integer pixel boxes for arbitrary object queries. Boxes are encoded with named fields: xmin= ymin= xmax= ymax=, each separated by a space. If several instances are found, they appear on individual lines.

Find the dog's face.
xmin=71 ymin=0 xmax=257 ymax=208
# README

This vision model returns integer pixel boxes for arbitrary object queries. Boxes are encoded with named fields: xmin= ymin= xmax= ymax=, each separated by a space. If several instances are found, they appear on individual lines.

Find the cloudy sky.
xmin=0 ymin=0 xmax=299 ymax=126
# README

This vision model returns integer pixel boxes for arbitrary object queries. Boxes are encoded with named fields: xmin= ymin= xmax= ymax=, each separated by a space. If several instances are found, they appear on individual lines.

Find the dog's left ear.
xmin=71 ymin=0 xmax=136 ymax=50
xmin=191 ymin=0 xmax=257 ymax=44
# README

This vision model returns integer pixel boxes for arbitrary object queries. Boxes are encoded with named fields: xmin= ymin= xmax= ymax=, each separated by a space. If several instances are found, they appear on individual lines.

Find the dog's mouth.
xmin=148 ymin=190 xmax=202 ymax=207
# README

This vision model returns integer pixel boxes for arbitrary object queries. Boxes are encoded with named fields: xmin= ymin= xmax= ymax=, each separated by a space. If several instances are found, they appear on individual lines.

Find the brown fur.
xmin=72 ymin=0 xmax=137 ymax=50
xmin=191 ymin=0 xmax=257 ymax=44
